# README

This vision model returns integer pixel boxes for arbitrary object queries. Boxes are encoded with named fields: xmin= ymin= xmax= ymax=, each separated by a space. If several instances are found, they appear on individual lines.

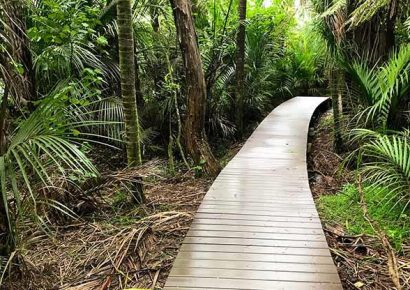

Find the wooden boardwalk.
xmin=164 ymin=97 xmax=342 ymax=290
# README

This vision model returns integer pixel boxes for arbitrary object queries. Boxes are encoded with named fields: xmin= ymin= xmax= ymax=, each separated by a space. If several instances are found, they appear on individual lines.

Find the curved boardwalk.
xmin=164 ymin=97 xmax=342 ymax=290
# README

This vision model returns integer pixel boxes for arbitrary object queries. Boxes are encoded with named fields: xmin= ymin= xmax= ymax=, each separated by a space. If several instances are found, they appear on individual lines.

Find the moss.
xmin=317 ymin=183 xmax=410 ymax=251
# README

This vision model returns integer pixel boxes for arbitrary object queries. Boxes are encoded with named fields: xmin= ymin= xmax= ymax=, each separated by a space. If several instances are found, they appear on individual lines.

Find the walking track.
xmin=164 ymin=97 xmax=342 ymax=290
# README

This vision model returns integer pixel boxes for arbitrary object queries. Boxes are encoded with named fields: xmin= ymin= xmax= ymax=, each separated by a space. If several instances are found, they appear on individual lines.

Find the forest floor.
xmin=5 ymin=111 xmax=410 ymax=290
xmin=308 ymin=110 xmax=410 ymax=290
xmin=3 ymin=143 xmax=242 ymax=290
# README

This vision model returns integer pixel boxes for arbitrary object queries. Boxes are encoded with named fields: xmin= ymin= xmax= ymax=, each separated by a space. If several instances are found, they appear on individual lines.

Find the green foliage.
xmin=273 ymin=26 xmax=327 ymax=98
xmin=200 ymin=0 xmax=327 ymax=132
xmin=28 ymin=0 xmax=106 ymax=91
xmin=345 ymin=45 xmax=410 ymax=130
xmin=318 ymin=183 xmax=410 ymax=250
xmin=28 ymin=0 xmax=100 ymax=45
xmin=319 ymin=0 xmax=394 ymax=29
xmin=350 ymin=129 xmax=410 ymax=212
xmin=0 ymin=96 xmax=99 ymax=247
xmin=193 ymin=159 xmax=206 ymax=178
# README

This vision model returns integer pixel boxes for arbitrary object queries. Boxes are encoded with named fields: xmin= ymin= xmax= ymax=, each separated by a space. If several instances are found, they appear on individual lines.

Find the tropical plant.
xmin=351 ymin=128 xmax=410 ymax=213
xmin=0 ymin=95 xmax=105 ymax=254
xmin=117 ymin=0 xmax=142 ymax=167
xmin=273 ymin=26 xmax=327 ymax=98
xmin=28 ymin=0 xmax=108 ymax=93
xmin=346 ymin=45 xmax=410 ymax=130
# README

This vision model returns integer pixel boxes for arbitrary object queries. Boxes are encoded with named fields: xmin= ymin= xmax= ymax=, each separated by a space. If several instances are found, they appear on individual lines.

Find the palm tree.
xmin=117 ymin=0 xmax=142 ymax=166
xmin=235 ymin=0 xmax=247 ymax=135
xmin=169 ymin=0 xmax=220 ymax=176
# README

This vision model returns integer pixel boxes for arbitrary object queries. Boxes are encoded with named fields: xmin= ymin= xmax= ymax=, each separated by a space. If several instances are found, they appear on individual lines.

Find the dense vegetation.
xmin=0 ymin=0 xmax=409 ymax=288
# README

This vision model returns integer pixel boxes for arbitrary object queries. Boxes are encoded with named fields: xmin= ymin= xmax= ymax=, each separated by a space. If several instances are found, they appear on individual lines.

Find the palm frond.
xmin=345 ymin=45 xmax=410 ymax=129
xmin=352 ymin=128 xmax=410 ymax=212
xmin=348 ymin=0 xmax=390 ymax=28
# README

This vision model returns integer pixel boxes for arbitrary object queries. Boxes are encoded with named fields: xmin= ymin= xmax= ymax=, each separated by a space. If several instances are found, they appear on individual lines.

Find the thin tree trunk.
xmin=117 ymin=0 xmax=142 ymax=166
xmin=173 ymin=90 xmax=190 ymax=169
xmin=169 ymin=0 xmax=220 ymax=176
xmin=0 ymin=85 xmax=8 ymax=155
xmin=2 ymin=0 xmax=36 ymax=105
xmin=150 ymin=6 xmax=165 ymax=96
xmin=135 ymin=57 xmax=144 ymax=107
xmin=168 ymin=114 xmax=175 ymax=174
xmin=331 ymin=70 xmax=344 ymax=153
xmin=235 ymin=0 xmax=246 ymax=136
xmin=0 ymin=84 xmax=11 ymax=256
xmin=386 ymin=0 xmax=398 ymax=54
xmin=205 ymin=0 xmax=234 ymax=95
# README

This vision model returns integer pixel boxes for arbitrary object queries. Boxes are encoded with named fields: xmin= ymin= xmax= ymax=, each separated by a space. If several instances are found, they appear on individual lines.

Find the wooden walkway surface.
xmin=164 ymin=97 xmax=342 ymax=290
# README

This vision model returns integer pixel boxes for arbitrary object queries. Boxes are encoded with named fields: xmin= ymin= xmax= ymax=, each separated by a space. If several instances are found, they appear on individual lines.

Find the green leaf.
xmin=71 ymin=129 xmax=81 ymax=136
xmin=96 ymin=36 xmax=108 ymax=46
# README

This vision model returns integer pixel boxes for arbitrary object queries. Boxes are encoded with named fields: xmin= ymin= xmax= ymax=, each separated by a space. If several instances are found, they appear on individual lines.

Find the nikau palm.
xmin=352 ymin=129 xmax=410 ymax=212
xmin=347 ymin=45 xmax=410 ymax=130
xmin=0 ymin=98 xmax=100 ymax=255
xmin=117 ymin=0 xmax=142 ymax=166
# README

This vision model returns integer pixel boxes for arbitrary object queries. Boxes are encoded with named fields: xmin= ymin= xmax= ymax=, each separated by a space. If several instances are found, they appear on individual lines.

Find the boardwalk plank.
xmin=164 ymin=97 xmax=342 ymax=289
xmin=169 ymin=268 xmax=340 ymax=283
xmin=171 ymin=259 xmax=337 ymax=273
xmin=166 ymin=277 xmax=342 ymax=290
xmin=189 ymin=224 xmax=323 ymax=234
xmin=186 ymin=230 xmax=326 ymax=241
xmin=183 ymin=237 xmax=328 ymax=248
xmin=176 ymin=251 xmax=335 ymax=264
xmin=179 ymin=244 xmax=334 ymax=256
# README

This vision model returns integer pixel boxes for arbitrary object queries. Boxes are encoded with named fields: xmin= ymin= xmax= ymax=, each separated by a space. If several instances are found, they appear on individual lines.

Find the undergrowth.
xmin=318 ymin=183 xmax=410 ymax=251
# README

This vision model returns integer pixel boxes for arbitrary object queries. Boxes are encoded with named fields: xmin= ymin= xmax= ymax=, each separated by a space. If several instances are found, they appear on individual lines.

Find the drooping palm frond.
xmin=33 ymin=42 xmax=105 ymax=86
xmin=209 ymin=69 xmax=236 ymax=137
xmin=342 ymin=59 xmax=381 ymax=119
xmin=351 ymin=128 xmax=410 ymax=212
xmin=405 ymin=17 xmax=410 ymax=31
xmin=345 ymin=45 xmax=410 ymax=129
xmin=0 ymin=97 xmax=99 ymax=246
xmin=319 ymin=0 xmax=394 ymax=29
xmin=373 ymin=46 xmax=410 ymax=123
xmin=348 ymin=0 xmax=390 ymax=28
xmin=93 ymin=97 xmax=125 ymax=143
xmin=320 ymin=0 xmax=346 ymax=18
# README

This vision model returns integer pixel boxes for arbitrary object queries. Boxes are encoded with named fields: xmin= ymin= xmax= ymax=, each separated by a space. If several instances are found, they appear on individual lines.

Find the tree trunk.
xmin=0 ymin=85 xmax=9 ymax=155
xmin=235 ymin=0 xmax=247 ymax=136
xmin=386 ymin=0 xmax=398 ymax=54
xmin=150 ymin=5 xmax=165 ymax=97
xmin=1 ymin=0 xmax=36 ymax=105
xmin=169 ymin=0 xmax=220 ymax=176
xmin=117 ymin=0 xmax=142 ymax=166
xmin=134 ymin=56 xmax=144 ymax=107
xmin=331 ymin=70 xmax=344 ymax=153
xmin=0 ymin=84 xmax=11 ymax=256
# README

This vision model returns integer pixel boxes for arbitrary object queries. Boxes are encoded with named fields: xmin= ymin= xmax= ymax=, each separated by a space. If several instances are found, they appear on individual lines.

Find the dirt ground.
xmin=3 ymin=139 xmax=245 ymax=290
xmin=3 ymin=160 xmax=212 ymax=290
